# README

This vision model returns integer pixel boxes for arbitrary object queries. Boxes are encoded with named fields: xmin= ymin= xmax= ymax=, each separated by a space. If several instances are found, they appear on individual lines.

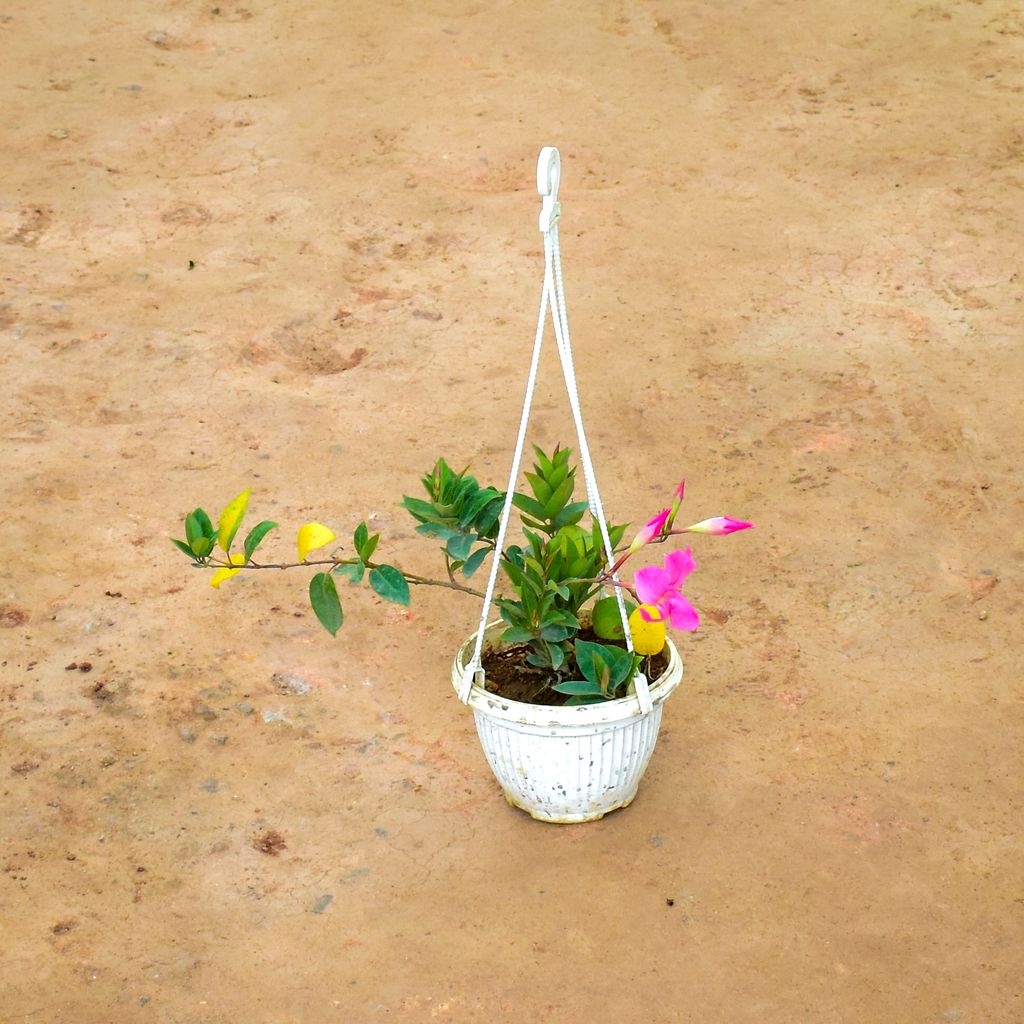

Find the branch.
xmin=193 ymin=556 xmax=485 ymax=598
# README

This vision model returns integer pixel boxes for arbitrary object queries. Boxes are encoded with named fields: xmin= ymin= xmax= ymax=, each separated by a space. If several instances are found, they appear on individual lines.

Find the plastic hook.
xmin=537 ymin=146 xmax=561 ymax=232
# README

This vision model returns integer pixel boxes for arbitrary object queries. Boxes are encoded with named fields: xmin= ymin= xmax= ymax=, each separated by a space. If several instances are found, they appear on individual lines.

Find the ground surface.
xmin=1 ymin=1 xmax=1022 ymax=1021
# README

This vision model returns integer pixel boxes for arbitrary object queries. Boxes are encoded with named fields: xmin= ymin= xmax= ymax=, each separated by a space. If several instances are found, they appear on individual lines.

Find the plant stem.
xmin=196 ymin=557 xmax=484 ymax=598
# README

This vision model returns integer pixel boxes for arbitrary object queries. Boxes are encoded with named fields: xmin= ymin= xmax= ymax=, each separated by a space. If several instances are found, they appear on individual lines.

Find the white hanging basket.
xmin=453 ymin=621 xmax=683 ymax=823
xmin=453 ymin=146 xmax=682 ymax=822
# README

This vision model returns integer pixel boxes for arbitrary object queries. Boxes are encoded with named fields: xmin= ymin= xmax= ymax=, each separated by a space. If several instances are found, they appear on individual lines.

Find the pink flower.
xmin=683 ymin=516 xmax=753 ymax=536
xmin=627 ymin=507 xmax=670 ymax=553
xmin=634 ymin=548 xmax=700 ymax=631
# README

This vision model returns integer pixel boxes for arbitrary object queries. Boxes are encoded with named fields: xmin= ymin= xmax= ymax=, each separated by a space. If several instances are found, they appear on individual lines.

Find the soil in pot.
xmin=480 ymin=626 xmax=670 ymax=706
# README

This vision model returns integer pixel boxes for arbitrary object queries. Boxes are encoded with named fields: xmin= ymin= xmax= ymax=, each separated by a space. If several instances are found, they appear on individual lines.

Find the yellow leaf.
xmin=298 ymin=522 xmax=337 ymax=562
xmin=217 ymin=489 xmax=251 ymax=553
xmin=628 ymin=605 xmax=666 ymax=656
xmin=210 ymin=552 xmax=246 ymax=589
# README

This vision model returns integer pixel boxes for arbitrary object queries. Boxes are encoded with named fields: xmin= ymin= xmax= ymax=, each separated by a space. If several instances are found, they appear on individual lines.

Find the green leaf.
xmin=512 ymin=492 xmax=548 ymax=523
xmin=362 ymin=532 xmax=380 ymax=562
xmin=415 ymin=522 xmax=456 ymax=541
xmin=540 ymin=623 xmax=571 ymax=642
xmin=545 ymin=475 xmax=575 ymax=517
xmin=533 ymin=445 xmax=554 ymax=477
xmin=369 ymin=565 xmax=410 ymax=606
xmin=333 ymin=561 xmax=365 ymax=585
xmin=446 ymin=532 xmax=474 ymax=562
xmin=551 ymin=679 xmax=605 ymax=696
xmin=524 ymin=470 xmax=553 ymax=504
xmin=546 ymin=460 xmax=569 ymax=494
xmin=500 ymin=626 xmax=535 ymax=644
xmin=401 ymin=495 xmax=437 ymax=520
xmin=575 ymin=640 xmax=612 ymax=689
xmin=243 ymin=520 xmax=277 ymax=561
xmin=605 ymin=646 xmax=636 ymax=690
xmin=185 ymin=512 xmax=203 ymax=546
xmin=171 ymin=538 xmax=197 ymax=559
xmin=309 ymin=572 xmax=343 ymax=636
xmin=462 ymin=547 xmax=489 ymax=578
xmin=592 ymin=596 xmax=638 ymax=640
xmin=475 ymin=499 xmax=503 ymax=536
xmin=554 ymin=500 xmax=589 ymax=529
xmin=193 ymin=508 xmax=215 ymax=538
xmin=575 ymin=640 xmax=635 ymax=693
xmin=547 ymin=640 xmax=566 ymax=671
xmin=458 ymin=488 xmax=502 ymax=529
xmin=354 ymin=521 xmax=368 ymax=553
xmin=549 ymin=609 xmax=580 ymax=630
xmin=565 ymin=693 xmax=607 ymax=706
xmin=190 ymin=536 xmax=214 ymax=558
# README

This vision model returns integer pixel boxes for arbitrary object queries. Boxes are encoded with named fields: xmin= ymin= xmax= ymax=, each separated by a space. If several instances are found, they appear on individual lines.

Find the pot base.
xmin=503 ymin=787 xmax=638 ymax=824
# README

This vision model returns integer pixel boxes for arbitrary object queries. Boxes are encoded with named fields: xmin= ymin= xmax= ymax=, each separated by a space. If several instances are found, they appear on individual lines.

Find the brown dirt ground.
xmin=2 ymin=1 xmax=1022 ymax=1021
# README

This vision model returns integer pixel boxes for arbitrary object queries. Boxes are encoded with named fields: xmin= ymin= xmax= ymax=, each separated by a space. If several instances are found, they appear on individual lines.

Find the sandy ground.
xmin=2 ymin=0 xmax=1022 ymax=1021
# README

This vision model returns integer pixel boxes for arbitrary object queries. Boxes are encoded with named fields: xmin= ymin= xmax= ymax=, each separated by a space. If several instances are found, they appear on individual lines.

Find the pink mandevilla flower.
xmin=683 ymin=516 xmax=753 ymax=536
xmin=627 ymin=507 xmax=670 ymax=552
xmin=634 ymin=548 xmax=700 ymax=631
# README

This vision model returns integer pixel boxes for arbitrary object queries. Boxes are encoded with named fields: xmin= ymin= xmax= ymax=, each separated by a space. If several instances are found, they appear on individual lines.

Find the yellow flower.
xmin=628 ymin=604 xmax=666 ymax=656
xmin=217 ymin=489 xmax=251 ymax=553
xmin=210 ymin=552 xmax=246 ymax=589
xmin=297 ymin=522 xmax=337 ymax=562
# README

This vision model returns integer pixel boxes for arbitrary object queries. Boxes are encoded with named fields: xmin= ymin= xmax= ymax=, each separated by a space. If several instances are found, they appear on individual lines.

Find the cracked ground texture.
xmin=1 ymin=1 xmax=1022 ymax=1021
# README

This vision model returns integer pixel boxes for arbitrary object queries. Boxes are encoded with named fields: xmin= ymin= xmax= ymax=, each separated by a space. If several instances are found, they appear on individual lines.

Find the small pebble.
xmin=978 ymin=610 xmax=989 ymax=621
xmin=211 ymin=735 xmax=228 ymax=746
xmin=235 ymin=702 xmax=254 ymax=715
xmin=199 ymin=778 xmax=220 ymax=793
xmin=273 ymin=672 xmax=311 ymax=695
xmin=178 ymin=725 xmax=196 ymax=743
xmin=195 ymin=703 xmax=217 ymax=720
xmin=145 ymin=30 xmax=167 ymax=45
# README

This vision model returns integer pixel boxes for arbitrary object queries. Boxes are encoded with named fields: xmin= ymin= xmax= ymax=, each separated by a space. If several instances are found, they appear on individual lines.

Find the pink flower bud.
xmin=665 ymin=480 xmax=685 ymax=529
xmin=628 ymin=508 xmax=670 ymax=552
xmin=683 ymin=516 xmax=754 ymax=536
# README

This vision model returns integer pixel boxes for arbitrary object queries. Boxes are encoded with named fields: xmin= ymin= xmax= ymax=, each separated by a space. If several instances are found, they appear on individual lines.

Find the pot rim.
xmin=451 ymin=619 xmax=684 ymax=728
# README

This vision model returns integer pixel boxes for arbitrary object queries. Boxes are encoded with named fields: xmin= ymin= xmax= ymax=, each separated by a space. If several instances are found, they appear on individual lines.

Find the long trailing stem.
xmin=195 ymin=556 xmax=485 ymax=598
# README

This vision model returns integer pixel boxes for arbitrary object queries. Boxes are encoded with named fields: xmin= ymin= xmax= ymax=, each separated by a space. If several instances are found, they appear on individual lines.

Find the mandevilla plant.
xmin=172 ymin=445 xmax=752 ymax=705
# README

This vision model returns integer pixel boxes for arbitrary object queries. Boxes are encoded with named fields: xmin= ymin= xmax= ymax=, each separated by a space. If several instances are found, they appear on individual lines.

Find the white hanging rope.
xmin=544 ymin=228 xmax=636 ymax=656
xmin=459 ymin=257 xmax=550 ymax=701
xmin=458 ymin=147 xmax=652 ymax=713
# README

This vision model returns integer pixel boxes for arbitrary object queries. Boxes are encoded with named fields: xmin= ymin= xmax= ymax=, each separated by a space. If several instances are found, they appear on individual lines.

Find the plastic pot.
xmin=451 ymin=622 xmax=684 ymax=823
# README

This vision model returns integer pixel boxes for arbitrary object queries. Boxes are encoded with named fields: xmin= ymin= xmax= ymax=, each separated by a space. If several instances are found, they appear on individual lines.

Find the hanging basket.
xmin=453 ymin=147 xmax=684 ymax=823
xmin=453 ymin=620 xmax=683 ymax=822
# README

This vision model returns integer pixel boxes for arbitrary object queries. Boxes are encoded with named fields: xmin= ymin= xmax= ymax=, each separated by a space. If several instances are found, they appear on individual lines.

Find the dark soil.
xmin=480 ymin=627 xmax=670 ymax=706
